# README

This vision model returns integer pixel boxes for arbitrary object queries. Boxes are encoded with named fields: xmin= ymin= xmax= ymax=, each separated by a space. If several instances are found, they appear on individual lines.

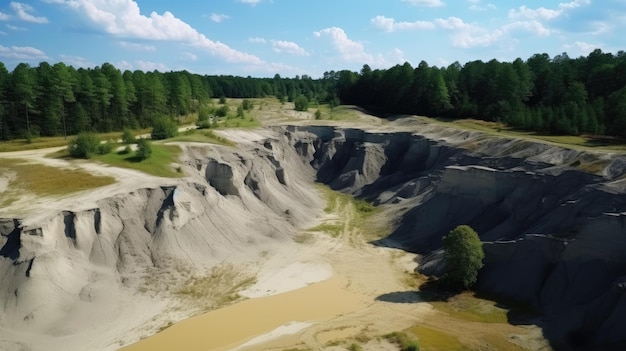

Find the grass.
xmin=308 ymin=184 xmax=385 ymax=240
xmin=0 ymin=129 xmax=151 ymax=153
xmin=427 ymin=117 xmax=626 ymax=153
xmin=97 ymin=143 xmax=183 ymax=178
xmin=169 ymin=129 xmax=236 ymax=146
xmin=176 ymin=263 xmax=256 ymax=311
xmin=0 ymin=158 xmax=116 ymax=206
xmin=383 ymin=331 xmax=420 ymax=351
xmin=48 ymin=142 xmax=183 ymax=178
xmin=405 ymin=326 xmax=468 ymax=351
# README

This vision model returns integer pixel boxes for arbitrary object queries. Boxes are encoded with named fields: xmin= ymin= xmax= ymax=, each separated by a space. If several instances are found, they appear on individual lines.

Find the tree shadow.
xmin=376 ymin=291 xmax=422 ymax=304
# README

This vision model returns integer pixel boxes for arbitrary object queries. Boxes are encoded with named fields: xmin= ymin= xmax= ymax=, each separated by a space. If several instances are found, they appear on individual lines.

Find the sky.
xmin=0 ymin=0 xmax=624 ymax=78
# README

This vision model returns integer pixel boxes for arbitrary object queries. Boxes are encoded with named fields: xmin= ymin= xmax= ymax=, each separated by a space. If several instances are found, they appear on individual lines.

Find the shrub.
xmin=97 ymin=142 xmax=113 ymax=155
xmin=442 ymin=225 xmax=484 ymax=289
xmin=151 ymin=117 xmax=178 ymax=140
xmin=242 ymin=99 xmax=253 ymax=111
xmin=236 ymin=104 xmax=245 ymax=118
xmin=294 ymin=95 xmax=309 ymax=111
xmin=135 ymin=138 xmax=152 ymax=161
xmin=215 ymin=105 xmax=229 ymax=117
xmin=68 ymin=133 xmax=100 ymax=159
xmin=119 ymin=145 xmax=132 ymax=155
xmin=121 ymin=128 xmax=135 ymax=144
xmin=315 ymin=109 xmax=322 ymax=120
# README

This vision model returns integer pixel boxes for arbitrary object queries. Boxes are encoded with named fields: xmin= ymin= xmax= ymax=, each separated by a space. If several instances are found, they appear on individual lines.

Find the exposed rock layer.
xmin=2 ymin=123 xmax=626 ymax=350
xmin=280 ymin=125 xmax=626 ymax=351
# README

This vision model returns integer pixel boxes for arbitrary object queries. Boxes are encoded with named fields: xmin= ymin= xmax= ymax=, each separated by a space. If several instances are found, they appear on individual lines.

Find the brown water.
xmin=119 ymin=277 xmax=368 ymax=351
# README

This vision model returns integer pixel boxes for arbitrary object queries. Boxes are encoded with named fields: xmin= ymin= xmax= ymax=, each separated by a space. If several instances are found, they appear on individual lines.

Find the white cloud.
xmin=271 ymin=40 xmax=309 ymax=56
xmin=47 ymin=0 xmax=264 ymax=65
xmin=248 ymin=37 xmax=266 ymax=43
xmin=237 ymin=0 xmax=262 ymax=5
xmin=371 ymin=15 xmax=435 ymax=32
xmin=0 ymin=45 xmax=48 ymax=60
xmin=402 ymin=0 xmax=445 ymax=7
xmin=209 ymin=13 xmax=229 ymax=23
xmin=314 ymin=27 xmax=373 ymax=63
xmin=135 ymin=60 xmax=169 ymax=72
xmin=0 ymin=11 xmax=10 ymax=21
xmin=509 ymin=0 xmax=590 ymax=21
xmin=6 ymin=24 xmax=26 ymax=31
xmin=58 ymin=54 xmax=96 ymax=68
xmin=10 ymin=2 xmax=48 ymax=23
xmin=116 ymin=60 xmax=133 ymax=71
xmin=564 ymin=41 xmax=600 ymax=55
xmin=435 ymin=17 xmax=550 ymax=48
xmin=119 ymin=41 xmax=156 ymax=51
xmin=180 ymin=52 xmax=197 ymax=61
xmin=469 ymin=3 xmax=496 ymax=11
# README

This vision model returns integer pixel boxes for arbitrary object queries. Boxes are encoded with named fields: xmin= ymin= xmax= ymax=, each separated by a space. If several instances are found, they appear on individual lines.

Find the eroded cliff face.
xmin=0 ymin=136 xmax=323 ymax=350
xmin=279 ymin=125 xmax=626 ymax=351
xmin=2 ymin=123 xmax=626 ymax=350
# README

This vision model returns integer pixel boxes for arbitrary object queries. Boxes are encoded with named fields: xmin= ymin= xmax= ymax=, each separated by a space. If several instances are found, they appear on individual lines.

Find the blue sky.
xmin=0 ymin=0 xmax=624 ymax=77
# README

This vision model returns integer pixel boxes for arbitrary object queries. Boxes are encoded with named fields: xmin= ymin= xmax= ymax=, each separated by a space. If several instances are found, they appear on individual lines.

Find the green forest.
xmin=1 ymin=48 xmax=625 ymax=141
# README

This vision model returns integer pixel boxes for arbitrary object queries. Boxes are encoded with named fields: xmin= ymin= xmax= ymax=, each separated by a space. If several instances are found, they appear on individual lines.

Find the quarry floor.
xmin=0 ymin=103 xmax=553 ymax=351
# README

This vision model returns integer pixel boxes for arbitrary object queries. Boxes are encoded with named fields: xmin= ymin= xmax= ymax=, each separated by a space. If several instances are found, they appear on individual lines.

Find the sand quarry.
xmin=0 ymin=104 xmax=558 ymax=351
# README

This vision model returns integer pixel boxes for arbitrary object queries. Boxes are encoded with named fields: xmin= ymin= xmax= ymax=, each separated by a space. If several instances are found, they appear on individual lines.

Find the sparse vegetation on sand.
xmin=0 ymin=157 xmax=115 ymax=206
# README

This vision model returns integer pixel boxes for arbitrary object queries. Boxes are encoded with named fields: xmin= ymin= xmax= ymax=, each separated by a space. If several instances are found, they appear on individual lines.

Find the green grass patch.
xmin=176 ymin=263 xmax=256 ymax=311
xmin=406 ymin=326 xmax=468 ymax=351
xmin=421 ymin=291 xmax=509 ymax=324
xmin=0 ymin=129 xmax=151 ymax=153
xmin=383 ymin=331 xmax=420 ymax=351
xmin=169 ymin=129 xmax=235 ymax=146
xmin=95 ymin=143 xmax=183 ymax=178
xmin=308 ymin=222 xmax=343 ymax=238
xmin=0 ymin=158 xmax=116 ymax=205
xmin=427 ymin=117 xmax=626 ymax=153
xmin=311 ymin=184 xmax=383 ymax=239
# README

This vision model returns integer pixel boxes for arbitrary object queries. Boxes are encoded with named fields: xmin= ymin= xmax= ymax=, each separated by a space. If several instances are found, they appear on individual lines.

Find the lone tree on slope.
xmin=442 ymin=225 xmax=484 ymax=289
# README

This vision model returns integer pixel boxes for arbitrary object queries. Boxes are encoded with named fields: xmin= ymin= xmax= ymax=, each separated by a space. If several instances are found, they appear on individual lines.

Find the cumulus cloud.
xmin=46 ymin=0 xmax=263 ymax=65
xmin=314 ymin=27 xmax=373 ymax=63
xmin=509 ymin=0 xmax=591 ymax=21
xmin=371 ymin=15 xmax=435 ymax=32
xmin=10 ymin=2 xmax=48 ymax=23
xmin=402 ymin=0 xmax=445 ymax=7
xmin=208 ymin=13 xmax=229 ymax=23
xmin=58 ymin=54 xmax=96 ymax=68
xmin=135 ymin=60 xmax=169 ymax=72
xmin=0 ymin=45 xmax=48 ymax=60
xmin=271 ymin=40 xmax=309 ymax=56
xmin=564 ymin=41 xmax=600 ymax=55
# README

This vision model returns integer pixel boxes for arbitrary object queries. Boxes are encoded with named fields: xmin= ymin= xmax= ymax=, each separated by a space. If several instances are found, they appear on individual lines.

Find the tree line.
xmin=1 ymin=48 xmax=625 ymax=141
xmin=336 ymin=49 xmax=626 ymax=137
xmin=0 ymin=62 xmax=336 ymax=140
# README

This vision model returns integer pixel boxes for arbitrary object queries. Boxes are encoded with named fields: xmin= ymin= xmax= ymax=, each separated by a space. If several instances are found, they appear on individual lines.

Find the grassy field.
xmin=0 ymin=158 xmax=116 ymax=207
xmin=166 ymin=129 xmax=236 ymax=147
xmin=0 ymin=129 xmax=152 ymax=153
xmin=96 ymin=143 xmax=183 ymax=178
xmin=428 ymin=117 xmax=626 ymax=152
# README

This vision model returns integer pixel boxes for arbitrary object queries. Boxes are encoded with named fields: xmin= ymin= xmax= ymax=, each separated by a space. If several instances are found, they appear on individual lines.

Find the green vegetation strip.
xmin=169 ymin=129 xmax=235 ymax=147
xmin=0 ymin=158 xmax=115 ymax=205
xmin=308 ymin=184 xmax=386 ymax=240
xmin=405 ymin=326 xmax=467 ymax=351
xmin=95 ymin=143 xmax=183 ymax=178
